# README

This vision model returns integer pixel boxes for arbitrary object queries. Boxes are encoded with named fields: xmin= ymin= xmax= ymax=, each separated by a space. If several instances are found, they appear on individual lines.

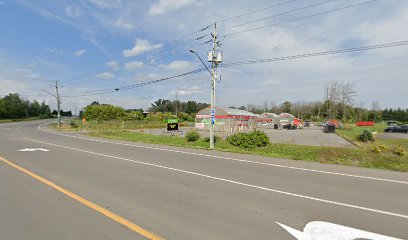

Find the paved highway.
xmin=0 ymin=120 xmax=407 ymax=239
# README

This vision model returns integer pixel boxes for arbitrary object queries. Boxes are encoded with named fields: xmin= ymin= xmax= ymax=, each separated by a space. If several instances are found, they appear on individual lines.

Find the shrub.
xmin=39 ymin=113 xmax=51 ymax=119
xmin=83 ymin=104 xmax=127 ymax=121
xmin=227 ymin=132 xmax=253 ymax=148
xmin=357 ymin=130 xmax=374 ymax=142
xmin=70 ymin=121 xmax=78 ymax=128
xmin=249 ymin=130 xmax=270 ymax=147
xmin=378 ymin=144 xmax=389 ymax=151
xmin=185 ymin=131 xmax=200 ymax=142
xmin=371 ymin=145 xmax=381 ymax=154
xmin=226 ymin=130 xmax=270 ymax=149
xmin=204 ymin=136 xmax=220 ymax=143
xmin=393 ymin=146 xmax=405 ymax=157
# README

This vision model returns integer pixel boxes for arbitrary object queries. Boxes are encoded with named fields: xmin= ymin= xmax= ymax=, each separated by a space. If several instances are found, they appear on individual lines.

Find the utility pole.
xmin=42 ymin=80 xmax=61 ymax=131
xmin=55 ymin=80 xmax=61 ymax=131
xmin=175 ymin=91 xmax=178 ymax=117
xmin=189 ymin=23 xmax=222 ymax=149
xmin=209 ymin=23 xmax=217 ymax=150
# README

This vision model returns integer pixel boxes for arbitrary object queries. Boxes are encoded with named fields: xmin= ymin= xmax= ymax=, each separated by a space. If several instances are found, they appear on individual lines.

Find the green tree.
xmin=83 ymin=104 xmax=127 ymax=121
xmin=280 ymin=101 xmax=292 ymax=113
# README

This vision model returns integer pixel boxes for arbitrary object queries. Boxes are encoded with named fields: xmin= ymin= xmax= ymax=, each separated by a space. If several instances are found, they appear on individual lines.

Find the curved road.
xmin=0 ymin=120 xmax=407 ymax=239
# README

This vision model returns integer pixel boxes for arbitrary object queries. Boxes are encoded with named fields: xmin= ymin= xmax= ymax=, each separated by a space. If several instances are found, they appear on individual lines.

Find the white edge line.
xmin=37 ymin=123 xmax=408 ymax=185
xmin=23 ymin=137 xmax=408 ymax=220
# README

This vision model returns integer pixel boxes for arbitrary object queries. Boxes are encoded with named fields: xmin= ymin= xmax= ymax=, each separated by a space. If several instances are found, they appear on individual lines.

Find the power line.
xmin=59 ymin=1 xmax=303 ymax=87
xmin=60 ymin=40 xmax=408 ymax=98
xmin=221 ymin=0 xmax=381 ymax=38
xmin=215 ymin=0 xmax=298 ymax=24
xmin=58 ymin=1 xmax=306 ymax=87
xmin=218 ymin=0 xmax=343 ymax=32
xmin=61 ymin=68 xmax=207 ymax=98
xmin=222 ymin=40 xmax=408 ymax=67
xmin=61 ymin=32 xmax=212 ymax=87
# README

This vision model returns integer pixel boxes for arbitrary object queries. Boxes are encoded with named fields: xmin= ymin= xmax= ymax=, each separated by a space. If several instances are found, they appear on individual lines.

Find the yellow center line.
xmin=0 ymin=155 xmax=164 ymax=240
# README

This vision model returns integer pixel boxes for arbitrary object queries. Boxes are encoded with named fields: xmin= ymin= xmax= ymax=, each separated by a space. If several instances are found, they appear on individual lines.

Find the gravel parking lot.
xmin=377 ymin=132 xmax=408 ymax=140
xmin=137 ymin=125 xmax=355 ymax=148
xmin=263 ymin=126 xmax=354 ymax=148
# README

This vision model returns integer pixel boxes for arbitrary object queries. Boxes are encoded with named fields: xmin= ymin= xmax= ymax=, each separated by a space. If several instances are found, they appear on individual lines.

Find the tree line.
xmin=81 ymin=94 xmax=407 ymax=123
xmin=241 ymin=81 xmax=407 ymax=123
xmin=148 ymin=99 xmax=210 ymax=114
xmin=0 ymin=93 xmax=51 ymax=119
xmin=81 ymin=100 xmax=210 ymax=122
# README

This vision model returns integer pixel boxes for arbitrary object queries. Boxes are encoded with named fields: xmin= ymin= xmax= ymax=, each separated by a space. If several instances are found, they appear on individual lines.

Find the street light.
xmin=189 ymin=49 xmax=216 ymax=149
xmin=189 ymin=50 xmax=213 ymax=77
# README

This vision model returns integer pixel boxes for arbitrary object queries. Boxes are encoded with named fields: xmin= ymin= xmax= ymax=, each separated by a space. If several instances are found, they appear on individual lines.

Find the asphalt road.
xmin=0 ymin=120 xmax=407 ymax=240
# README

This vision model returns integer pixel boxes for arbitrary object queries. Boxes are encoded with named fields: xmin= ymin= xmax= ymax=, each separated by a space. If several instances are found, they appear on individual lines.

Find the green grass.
xmin=0 ymin=117 xmax=43 ymax=123
xmin=337 ymin=124 xmax=387 ymax=141
xmin=90 ymin=130 xmax=408 ymax=172
xmin=336 ymin=124 xmax=408 ymax=169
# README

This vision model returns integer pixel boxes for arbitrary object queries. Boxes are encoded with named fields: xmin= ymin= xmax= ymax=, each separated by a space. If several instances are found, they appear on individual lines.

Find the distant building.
xmin=195 ymin=106 xmax=257 ymax=132
xmin=278 ymin=113 xmax=295 ymax=126
xmin=258 ymin=113 xmax=280 ymax=127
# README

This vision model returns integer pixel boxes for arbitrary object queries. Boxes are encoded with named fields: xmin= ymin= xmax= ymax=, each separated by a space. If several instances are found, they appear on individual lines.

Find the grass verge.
xmin=90 ymin=130 xmax=408 ymax=172
xmin=0 ymin=117 xmax=43 ymax=123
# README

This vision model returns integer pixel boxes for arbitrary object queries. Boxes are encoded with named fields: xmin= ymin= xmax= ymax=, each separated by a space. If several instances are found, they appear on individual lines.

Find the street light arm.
xmin=42 ymin=90 xmax=57 ymax=98
xmin=189 ymin=50 xmax=213 ymax=77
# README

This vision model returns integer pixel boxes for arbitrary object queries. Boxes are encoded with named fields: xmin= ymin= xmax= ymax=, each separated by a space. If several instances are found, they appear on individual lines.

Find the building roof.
xmin=279 ymin=113 xmax=295 ymax=118
xmin=197 ymin=106 xmax=257 ymax=117
xmin=260 ymin=112 xmax=279 ymax=118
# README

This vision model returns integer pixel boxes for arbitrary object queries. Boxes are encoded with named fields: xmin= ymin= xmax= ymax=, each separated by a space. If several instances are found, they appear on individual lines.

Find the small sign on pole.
xmin=211 ymin=108 xmax=215 ymax=125
xmin=167 ymin=119 xmax=179 ymax=131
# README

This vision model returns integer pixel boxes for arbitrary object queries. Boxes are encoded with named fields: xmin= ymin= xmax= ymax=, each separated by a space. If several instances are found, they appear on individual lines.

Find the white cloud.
xmin=149 ymin=0 xmax=194 ymax=15
xmin=65 ymin=5 xmax=81 ymax=18
xmin=170 ymin=86 xmax=203 ymax=96
xmin=88 ymin=0 xmax=122 ymax=9
xmin=106 ymin=60 xmax=119 ymax=70
xmin=125 ymin=61 xmax=144 ymax=71
xmin=160 ymin=60 xmax=195 ymax=71
xmin=114 ymin=18 xmax=135 ymax=30
xmin=45 ymin=48 xmax=63 ymax=54
xmin=74 ymin=49 xmax=86 ymax=56
xmin=96 ymin=72 xmax=115 ymax=79
xmin=123 ymin=39 xmax=163 ymax=57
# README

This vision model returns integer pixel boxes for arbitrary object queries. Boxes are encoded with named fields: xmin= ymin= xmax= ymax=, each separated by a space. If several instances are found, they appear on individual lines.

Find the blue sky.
xmin=0 ymin=0 xmax=407 ymax=112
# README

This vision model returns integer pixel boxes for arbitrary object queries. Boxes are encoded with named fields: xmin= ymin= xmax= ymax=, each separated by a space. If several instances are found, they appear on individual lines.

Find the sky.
xmin=0 ymin=0 xmax=407 ymax=113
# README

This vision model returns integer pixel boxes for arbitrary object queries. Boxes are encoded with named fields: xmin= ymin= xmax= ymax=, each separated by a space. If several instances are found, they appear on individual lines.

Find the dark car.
xmin=384 ymin=125 xmax=408 ymax=133
xmin=303 ymin=120 xmax=310 ymax=127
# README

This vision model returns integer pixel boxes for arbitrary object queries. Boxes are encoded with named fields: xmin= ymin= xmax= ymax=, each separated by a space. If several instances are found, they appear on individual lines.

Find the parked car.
xmin=387 ymin=120 xmax=397 ymax=126
xmin=384 ymin=125 xmax=408 ymax=133
xmin=324 ymin=123 xmax=336 ymax=133
xmin=303 ymin=120 xmax=310 ymax=127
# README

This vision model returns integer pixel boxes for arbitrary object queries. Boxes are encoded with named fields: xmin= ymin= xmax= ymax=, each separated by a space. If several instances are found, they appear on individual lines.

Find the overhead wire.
xmin=61 ymin=40 xmax=408 ymax=98
xmin=61 ymin=68 xmax=208 ymax=98
xmin=218 ymin=0 xmax=343 ymax=32
xmin=220 ymin=0 xmax=381 ymax=38
xmin=222 ymin=40 xmax=408 ymax=67
xmin=214 ymin=0 xmax=298 ymax=24
xmin=59 ymin=0 xmax=329 ymax=87
xmin=60 ymin=0 xmax=306 ymax=87
xmin=58 ymin=0 xmax=388 ymax=98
